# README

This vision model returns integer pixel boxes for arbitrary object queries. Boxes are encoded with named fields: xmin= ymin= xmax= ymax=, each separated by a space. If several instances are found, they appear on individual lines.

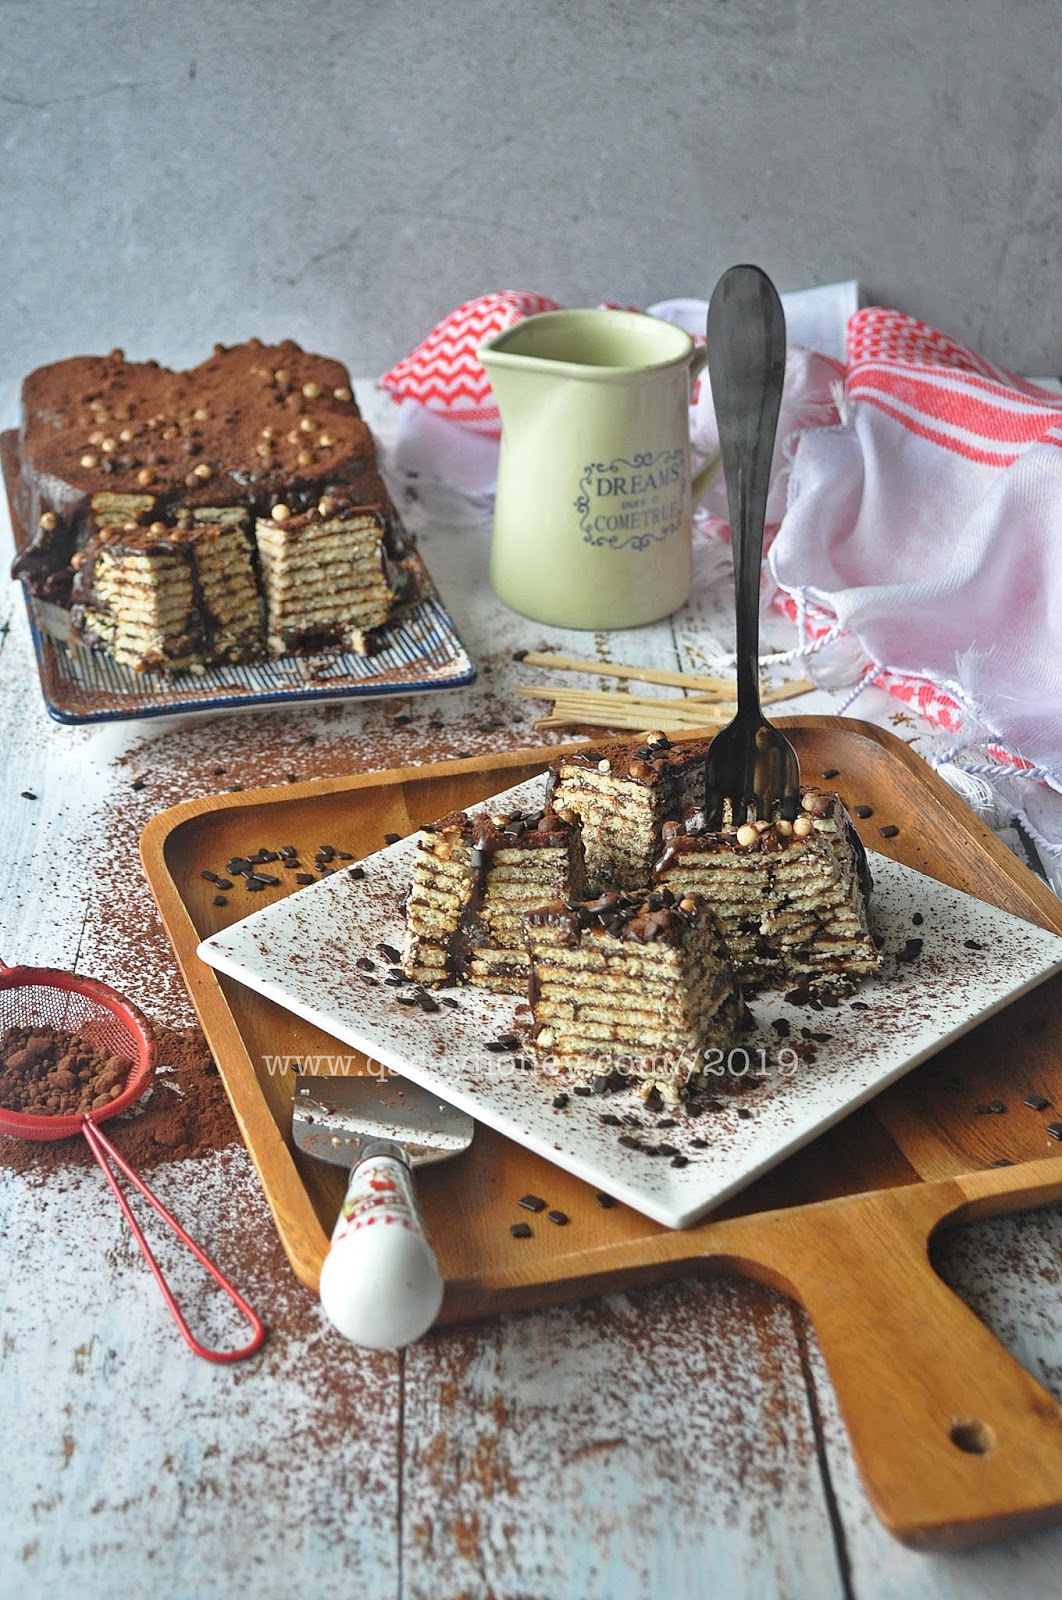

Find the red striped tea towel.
xmin=770 ymin=308 xmax=1062 ymax=780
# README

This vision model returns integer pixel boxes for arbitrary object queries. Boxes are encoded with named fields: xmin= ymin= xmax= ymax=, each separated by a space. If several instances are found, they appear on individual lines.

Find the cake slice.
xmin=255 ymin=498 xmax=409 ymax=657
xmin=547 ymin=733 xmax=711 ymax=893
xmin=525 ymin=887 xmax=744 ymax=1099
xmin=401 ymin=806 xmax=586 ymax=993
xmin=69 ymin=511 xmax=260 ymax=674
xmin=653 ymin=788 xmax=881 ymax=990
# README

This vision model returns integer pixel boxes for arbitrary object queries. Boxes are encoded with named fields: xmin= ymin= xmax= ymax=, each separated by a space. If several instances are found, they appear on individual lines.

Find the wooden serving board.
xmin=141 ymin=717 xmax=1062 ymax=1551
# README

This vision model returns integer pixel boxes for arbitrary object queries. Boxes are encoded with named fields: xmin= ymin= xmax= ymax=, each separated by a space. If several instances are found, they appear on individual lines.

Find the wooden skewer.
xmin=517 ymin=650 xmax=736 ymax=695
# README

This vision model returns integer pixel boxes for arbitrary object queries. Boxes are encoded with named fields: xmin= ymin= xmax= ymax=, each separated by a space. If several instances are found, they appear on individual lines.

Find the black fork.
xmin=704 ymin=264 xmax=801 ymax=827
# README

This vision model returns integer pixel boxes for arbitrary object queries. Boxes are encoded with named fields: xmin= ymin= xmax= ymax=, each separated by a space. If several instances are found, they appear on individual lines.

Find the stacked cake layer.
xmin=70 ymin=513 xmax=260 ymax=674
xmin=401 ymin=806 xmax=587 ymax=993
xmin=548 ymin=734 xmax=711 ymax=893
xmin=256 ymin=503 xmax=405 ymax=657
xmin=654 ymin=788 xmax=881 ymax=988
xmin=11 ymin=339 xmax=413 ymax=671
xmin=525 ymin=888 xmax=744 ymax=1096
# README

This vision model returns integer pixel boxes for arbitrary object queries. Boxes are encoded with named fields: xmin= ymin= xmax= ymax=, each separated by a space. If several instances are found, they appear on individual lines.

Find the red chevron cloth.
xmin=769 ymin=308 xmax=1062 ymax=780
xmin=380 ymin=291 xmax=640 ymax=434
xmin=379 ymin=291 xmax=562 ymax=432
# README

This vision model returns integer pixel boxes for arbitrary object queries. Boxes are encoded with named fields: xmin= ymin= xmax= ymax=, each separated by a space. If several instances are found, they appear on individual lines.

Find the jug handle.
xmin=688 ymin=345 xmax=721 ymax=504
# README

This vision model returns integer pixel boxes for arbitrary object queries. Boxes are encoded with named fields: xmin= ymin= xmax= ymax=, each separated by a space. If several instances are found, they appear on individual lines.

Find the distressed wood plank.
xmin=402 ymin=1279 xmax=845 ymax=1600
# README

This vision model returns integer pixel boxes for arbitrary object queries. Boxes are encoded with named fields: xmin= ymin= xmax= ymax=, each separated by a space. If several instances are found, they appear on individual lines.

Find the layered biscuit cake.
xmin=547 ymin=734 xmax=711 ymax=893
xmin=525 ymin=887 xmax=744 ymax=1098
xmin=401 ymin=806 xmax=587 ymax=993
xmin=70 ymin=511 xmax=260 ymax=674
xmin=10 ymin=339 xmax=412 ymax=670
xmin=654 ymin=788 xmax=881 ymax=989
xmin=255 ymin=498 xmax=405 ymax=657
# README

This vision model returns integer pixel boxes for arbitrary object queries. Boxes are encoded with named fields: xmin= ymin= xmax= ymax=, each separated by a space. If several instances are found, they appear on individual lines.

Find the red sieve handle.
xmin=80 ymin=1116 xmax=266 ymax=1363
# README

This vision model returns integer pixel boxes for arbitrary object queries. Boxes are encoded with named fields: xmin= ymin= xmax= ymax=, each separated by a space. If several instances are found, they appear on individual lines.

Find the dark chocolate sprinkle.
xmin=414 ymin=990 xmax=440 ymax=1014
xmin=600 ymin=1113 xmax=622 ymax=1127
xmin=670 ymin=1155 xmax=689 ymax=1168
xmin=518 ymin=1194 xmax=546 ymax=1213
xmin=990 ymin=1158 xmax=1014 ymax=1168
xmin=294 ymin=873 xmax=315 ymax=885
xmin=853 ymin=805 xmax=873 ymax=818
xmin=879 ymin=824 xmax=900 ymax=838
xmin=348 ymin=866 xmax=366 ymax=880
xmin=912 ymin=912 xmax=924 ymax=925
xmin=771 ymin=1018 xmax=791 ymax=1037
xmin=573 ymin=1085 xmax=592 ymax=1097
xmin=212 ymin=894 xmax=228 ymax=907
xmin=975 ymin=1101 xmax=1007 ymax=1115
xmin=382 ymin=833 xmax=401 ymax=846
xmin=1023 ymin=1094 xmax=1052 ymax=1112
xmin=821 ymin=768 xmax=839 ymax=779
xmin=215 ymin=878 xmax=233 ymax=891
xmin=691 ymin=1136 xmax=708 ymax=1149
xmin=355 ymin=957 xmax=376 ymax=971
xmin=963 ymin=939 xmax=984 ymax=951
xmin=441 ymin=997 xmax=460 ymax=1010
xmin=510 ymin=1222 xmax=532 ymax=1239
xmin=201 ymin=870 xmax=220 ymax=884
xmin=737 ymin=1108 xmax=754 ymax=1120
xmin=618 ymin=1134 xmax=641 ymax=1149
xmin=547 ymin=1209 xmax=569 ymax=1226
xmin=1047 ymin=1123 xmax=1062 ymax=1142
xmin=377 ymin=944 xmax=402 ymax=963
xmin=896 ymin=938 xmax=923 ymax=963
xmin=20 ymin=790 xmax=37 ymax=800
xmin=595 ymin=1193 xmax=615 ymax=1208
xmin=552 ymin=1093 xmax=569 ymax=1109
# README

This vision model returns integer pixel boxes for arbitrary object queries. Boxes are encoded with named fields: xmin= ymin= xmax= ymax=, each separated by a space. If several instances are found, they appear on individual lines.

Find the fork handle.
xmin=706 ymin=265 xmax=787 ymax=710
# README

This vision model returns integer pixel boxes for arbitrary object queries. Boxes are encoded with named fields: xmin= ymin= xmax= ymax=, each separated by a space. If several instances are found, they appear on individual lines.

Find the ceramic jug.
xmin=480 ymin=308 xmax=711 ymax=629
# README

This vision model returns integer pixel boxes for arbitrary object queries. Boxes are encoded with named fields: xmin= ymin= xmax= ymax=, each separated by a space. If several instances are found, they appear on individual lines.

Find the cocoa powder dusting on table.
xmin=0 ymin=1023 xmax=238 ymax=1184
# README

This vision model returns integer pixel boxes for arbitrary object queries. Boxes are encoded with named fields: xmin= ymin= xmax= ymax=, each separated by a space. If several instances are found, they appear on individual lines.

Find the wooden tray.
xmin=141 ymin=717 xmax=1062 ymax=1551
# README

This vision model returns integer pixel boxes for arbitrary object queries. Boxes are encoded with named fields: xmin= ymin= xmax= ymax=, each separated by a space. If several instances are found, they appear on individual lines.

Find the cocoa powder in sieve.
xmin=0 ymin=1022 xmax=239 ymax=1182
xmin=0 ymin=1025 xmax=132 ymax=1116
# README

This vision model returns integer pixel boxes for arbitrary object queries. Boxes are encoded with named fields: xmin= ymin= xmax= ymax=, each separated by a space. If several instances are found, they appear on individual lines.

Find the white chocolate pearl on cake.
xmin=597 ymin=758 xmax=611 ymax=773
xmin=793 ymin=815 xmax=814 ymax=837
xmin=776 ymin=819 xmax=793 ymax=836
xmin=801 ymin=792 xmax=818 ymax=811
xmin=736 ymin=823 xmax=759 ymax=847
xmin=271 ymin=503 xmax=291 ymax=522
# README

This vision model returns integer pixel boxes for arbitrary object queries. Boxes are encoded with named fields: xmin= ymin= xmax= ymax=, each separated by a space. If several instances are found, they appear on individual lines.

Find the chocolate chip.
xmin=618 ymin=1134 xmax=641 ymax=1149
xmin=912 ymin=912 xmax=924 ymax=925
xmin=348 ymin=866 xmax=366 ymax=880
xmin=853 ymin=805 xmax=873 ymax=818
xmin=850 ymin=1000 xmax=870 ymax=1010
xmin=821 ymin=768 xmax=839 ymax=779
xmin=509 ymin=1221 xmax=532 ymax=1238
xmin=573 ymin=1085 xmax=592 ymax=1097
xmin=670 ymin=1154 xmax=689 ymax=1168
xmin=691 ymin=1136 xmax=708 ymax=1148
xmin=595 ymin=1193 xmax=614 ymax=1208
xmin=771 ymin=1018 xmax=791 ymax=1037
xmin=879 ymin=824 xmax=900 ymax=838
xmin=485 ymin=1035 xmax=518 ymax=1053
xmin=213 ymin=894 xmax=228 ymax=907
xmin=356 ymin=957 xmax=376 ymax=971
xmin=552 ymin=1093 xmax=569 ymax=1109
xmin=963 ymin=939 xmax=984 ymax=951
xmin=547 ymin=1209 xmax=568 ymax=1226
xmin=227 ymin=858 xmax=251 ymax=875
xmin=244 ymin=876 xmax=269 ymax=891
xmin=377 ymin=944 xmax=402 ymax=963
xmin=1047 ymin=1123 xmax=1062 ymax=1142
xmin=131 ymin=777 xmax=147 ymax=791
xmin=896 ymin=938 xmax=923 ymax=963
xmin=737 ymin=1108 xmax=753 ymax=1120
xmin=20 ymin=790 xmax=37 ymax=800
xmin=600 ymin=1113 xmax=622 ymax=1126
xmin=441 ymin=997 xmax=460 ymax=1010
xmin=337 ymin=852 xmax=354 ymax=861
xmin=414 ymin=990 xmax=440 ymax=1014
xmin=1024 ymin=1094 xmax=1052 ymax=1112
xmin=518 ymin=1194 xmax=546 ymax=1212
xmin=382 ymin=833 xmax=401 ymax=846
xmin=201 ymin=870 xmax=220 ymax=883
xmin=294 ymin=873 xmax=314 ymax=885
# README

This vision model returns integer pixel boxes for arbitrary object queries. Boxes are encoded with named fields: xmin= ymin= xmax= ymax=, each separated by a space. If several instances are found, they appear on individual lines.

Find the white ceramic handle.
xmin=317 ymin=1147 xmax=444 ymax=1350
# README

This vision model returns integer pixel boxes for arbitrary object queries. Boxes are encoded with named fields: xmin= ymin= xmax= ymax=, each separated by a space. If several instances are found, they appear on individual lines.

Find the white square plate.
xmin=197 ymin=775 xmax=1062 ymax=1228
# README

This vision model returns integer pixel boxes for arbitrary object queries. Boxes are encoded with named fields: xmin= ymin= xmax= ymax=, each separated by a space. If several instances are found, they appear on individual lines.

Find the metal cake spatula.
xmin=292 ymin=1074 xmax=474 ymax=1350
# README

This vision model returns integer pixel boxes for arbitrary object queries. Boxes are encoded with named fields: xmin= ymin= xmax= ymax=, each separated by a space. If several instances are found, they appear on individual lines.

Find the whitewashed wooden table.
xmin=2 ymin=388 xmax=1062 ymax=1600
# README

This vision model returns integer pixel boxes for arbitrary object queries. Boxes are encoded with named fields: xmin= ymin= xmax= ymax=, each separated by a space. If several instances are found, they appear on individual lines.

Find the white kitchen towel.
xmin=769 ymin=307 xmax=1062 ymax=789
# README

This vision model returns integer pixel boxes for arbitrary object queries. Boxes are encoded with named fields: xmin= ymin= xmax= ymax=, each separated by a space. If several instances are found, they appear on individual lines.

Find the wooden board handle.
xmin=746 ymin=1178 xmax=1062 ymax=1549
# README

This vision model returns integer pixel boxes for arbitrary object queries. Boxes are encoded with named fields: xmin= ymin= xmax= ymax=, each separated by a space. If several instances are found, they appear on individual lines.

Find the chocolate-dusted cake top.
xmin=13 ymin=339 xmax=395 ymax=594
xmin=424 ymin=805 xmax=579 ymax=862
xmin=526 ymin=886 xmax=710 ymax=947
xmin=549 ymin=733 xmax=711 ymax=788
xmin=655 ymin=786 xmax=873 ymax=898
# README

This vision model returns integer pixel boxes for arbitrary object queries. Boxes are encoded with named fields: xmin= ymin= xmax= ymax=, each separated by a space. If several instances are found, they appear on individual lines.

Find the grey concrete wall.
xmin=2 ymin=0 xmax=1059 ymax=379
